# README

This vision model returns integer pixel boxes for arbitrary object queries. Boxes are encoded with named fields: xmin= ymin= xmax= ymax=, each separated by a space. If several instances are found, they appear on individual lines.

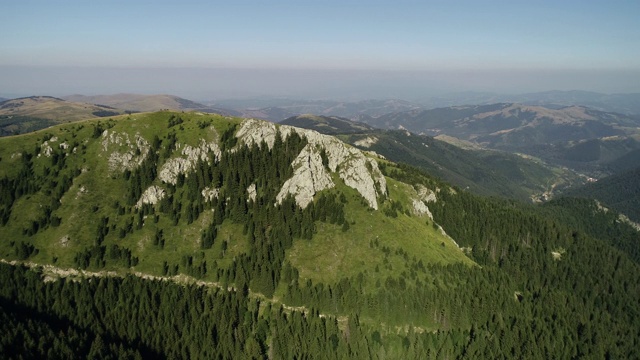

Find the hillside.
xmin=280 ymin=114 xmax=375 ymax=134
xmin=363 ymin=103 xmax=640 ymax=176
xmin=562 ymin=166 xmax=640 ymax=222
xmin=0 ymin=111 xmax=470 ymax=290
xmin=282 ymin=114 xmax=582 ymax=201
xmin=1 ymin=111 xmax=639 ymax=358
xmin=0 ymin=96 xmax=123 ymax=136
xmin=64 ymin=93 xmax=239 ymax=115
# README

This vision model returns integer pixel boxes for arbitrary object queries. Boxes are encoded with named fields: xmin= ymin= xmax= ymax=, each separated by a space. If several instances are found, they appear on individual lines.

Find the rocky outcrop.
xmin=136 ymin=185 xmax=165 ymax=208
xmin=412 ymin=199 xmax=433 ymax=219
xmin=101 ymin=130 xmax=150 ymax=172
xmin=236 ymin=119 xmax=387 ymax=209
xmin=276 ymin=145 xmax=334 ymax=208
xmin=235 ymin=119 xmax=284 ymax=149
xmin=247 ymin=184 xmax=257 ymax=203
xmin=38 ymin=136 xmax=57 ymax=158
xmin=201 ymin=187 xmax=220 ymax=202
xmin=416 ymin=184 xmax=438 ymax=203
xmin=354 ymin=136 xmax=378 ymax=148
xmin=159 ymin=139 xmax=221 ymax=185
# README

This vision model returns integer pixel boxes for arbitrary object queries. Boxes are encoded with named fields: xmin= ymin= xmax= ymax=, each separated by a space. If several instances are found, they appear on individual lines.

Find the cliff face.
xmin=99 ymin=117 xmax=388 ymax=211
xmin=236 ymin=119 xmax=387 ymax=209
xmin=158 ymin=139 xmax=221 ymax=185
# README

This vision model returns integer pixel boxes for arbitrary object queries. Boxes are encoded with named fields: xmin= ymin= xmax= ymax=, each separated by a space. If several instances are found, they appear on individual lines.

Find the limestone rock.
xmin=276 ymin=144 xmax=334 ymax=209
xmin=101 ymin=130 xmax=150 ymax=172
xmin=136 ymin=185 xmax=165 ymax=208
xmin=416 ymin=184 xmax=437 ymax=203
xmin=412 ymin=199 xmax=433 ymax=219
xmin=247 ymin=183 xmax=257 ymax=202
xmin=39 ymin=136 xmax=58 ymax=158
xmin=202 ymin=187 xmax=220 ymax=202
xmin=354 ymin=136 xmax=378 ymax=148
xmin=236 ymin=119 xmax=387 ymax=209
xmin=159 ymin=139 xmax=221 ymax=185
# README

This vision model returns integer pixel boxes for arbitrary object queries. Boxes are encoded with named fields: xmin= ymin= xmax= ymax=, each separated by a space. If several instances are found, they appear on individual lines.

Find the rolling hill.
xmin=0 ymin=96 xmax=123 ymax=136
xmin=0 ymin=111 xmax=638 ymax=358
xmin=64 ymin=93 xmax=239 ymax=115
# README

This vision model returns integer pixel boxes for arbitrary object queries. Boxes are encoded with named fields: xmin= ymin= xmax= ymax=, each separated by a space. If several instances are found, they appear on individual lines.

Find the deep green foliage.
xmin=541 ymin=197 xmax=640 ymax=264
xmin=1 ymin=112 xmax=639 ymax=358
xmin=564 ymin=166 xmax=640 ymax=222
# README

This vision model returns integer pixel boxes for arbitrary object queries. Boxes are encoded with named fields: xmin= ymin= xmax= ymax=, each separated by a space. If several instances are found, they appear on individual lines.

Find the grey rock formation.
xmin=201 ymin=187 xmax=220 ymax=202
xmin=354 ymin=136 xmax=378 ymax=148
xmin=412 ymin=199 xmax=433 ymax=219
xmin=247 ymin=184 xmax=257 ymax=203
xmin=38 ymin=136 xmax=57 ymax=158
xmin=236 ymin=119 xmax=387 ymax=209
xmin=136 ymin=185 xmax=165 ymax=208
xmin=276 ymin=144 xmax=334 ymax=209
xmin=101 ymin=130 xmax=150 ymax=172
xmin=159 ymin=139 xmax=221 ymax=185
xmin=416 ymin=185 xmax=438 ymax=203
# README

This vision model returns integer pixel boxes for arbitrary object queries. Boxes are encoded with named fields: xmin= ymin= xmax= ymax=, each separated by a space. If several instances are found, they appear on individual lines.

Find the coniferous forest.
xmin=0 ymin=112 xmax=639 ymax=359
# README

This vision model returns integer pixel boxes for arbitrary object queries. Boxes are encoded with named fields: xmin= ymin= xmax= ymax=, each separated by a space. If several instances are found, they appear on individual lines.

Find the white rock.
xmin=40 ymin=141 xmax=53 ymax=157
xmin=276 ymin=144 xmax=334 ymax=208
xmin=235 ymin=119 xmax=280 ymax=149
xmin=247 ymin=183 xmax=257 ymax=202
xmin=102 ymin=130 xmax=150 ymax=172
xmin=136 ymin=185 xmax=165 ymax=208
xmin=158 ymin=139 xmax=221 ymax=185
xmin=236 ymin=119 xmax=387 ymax=209
xmin=416 ymin=184 xmax=437 ymax=203
xmin=354 ymin=136 xmax=378 ymax=148
xmin=412 ymin=199 xmax=433 ymax=219
xmin=202 ymin=187 xmax=220 ymax=202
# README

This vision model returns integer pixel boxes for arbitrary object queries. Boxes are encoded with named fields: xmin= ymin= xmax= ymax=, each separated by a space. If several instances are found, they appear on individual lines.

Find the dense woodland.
xmin=1 ymin=113 xmax=639 ymax=358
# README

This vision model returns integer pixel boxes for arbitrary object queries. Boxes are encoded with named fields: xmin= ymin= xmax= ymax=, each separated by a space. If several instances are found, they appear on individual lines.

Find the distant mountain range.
xmin=281 ymin=114 xmax=582 ymax=201
xmin=358 ymin=103 xmax=640 ymax=177
xmin=419 ymin=90 xmax=640 ymax=115
xmin=210 ymin=98 xmax=422 ymax=122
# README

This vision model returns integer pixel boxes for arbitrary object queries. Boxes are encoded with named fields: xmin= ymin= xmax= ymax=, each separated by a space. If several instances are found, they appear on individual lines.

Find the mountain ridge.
xmin=64 ymin=93 xmax=239 ymax=115
xmin=0 ymin=96 xmax=124 ymax=136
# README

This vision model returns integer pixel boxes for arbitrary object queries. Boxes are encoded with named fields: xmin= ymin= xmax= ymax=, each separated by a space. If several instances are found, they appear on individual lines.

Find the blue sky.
xmin=2 ymin=0 xmax=639 ymax=99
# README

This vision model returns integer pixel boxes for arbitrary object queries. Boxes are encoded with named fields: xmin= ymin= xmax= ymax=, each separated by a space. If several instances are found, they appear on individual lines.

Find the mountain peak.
xmin=236 ymin=118 xmax=387 ymax=209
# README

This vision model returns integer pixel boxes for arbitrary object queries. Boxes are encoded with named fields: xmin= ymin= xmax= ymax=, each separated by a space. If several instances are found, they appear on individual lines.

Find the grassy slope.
xmin=0 ymin=111 xmax=471 ymax=287
xmin=287 ymin=177 xmax=472 ymax=287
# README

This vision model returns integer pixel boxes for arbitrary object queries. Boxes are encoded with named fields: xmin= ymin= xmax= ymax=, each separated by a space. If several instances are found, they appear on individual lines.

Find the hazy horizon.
xmin=2 ymin=1 xmax=639 ymax=101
